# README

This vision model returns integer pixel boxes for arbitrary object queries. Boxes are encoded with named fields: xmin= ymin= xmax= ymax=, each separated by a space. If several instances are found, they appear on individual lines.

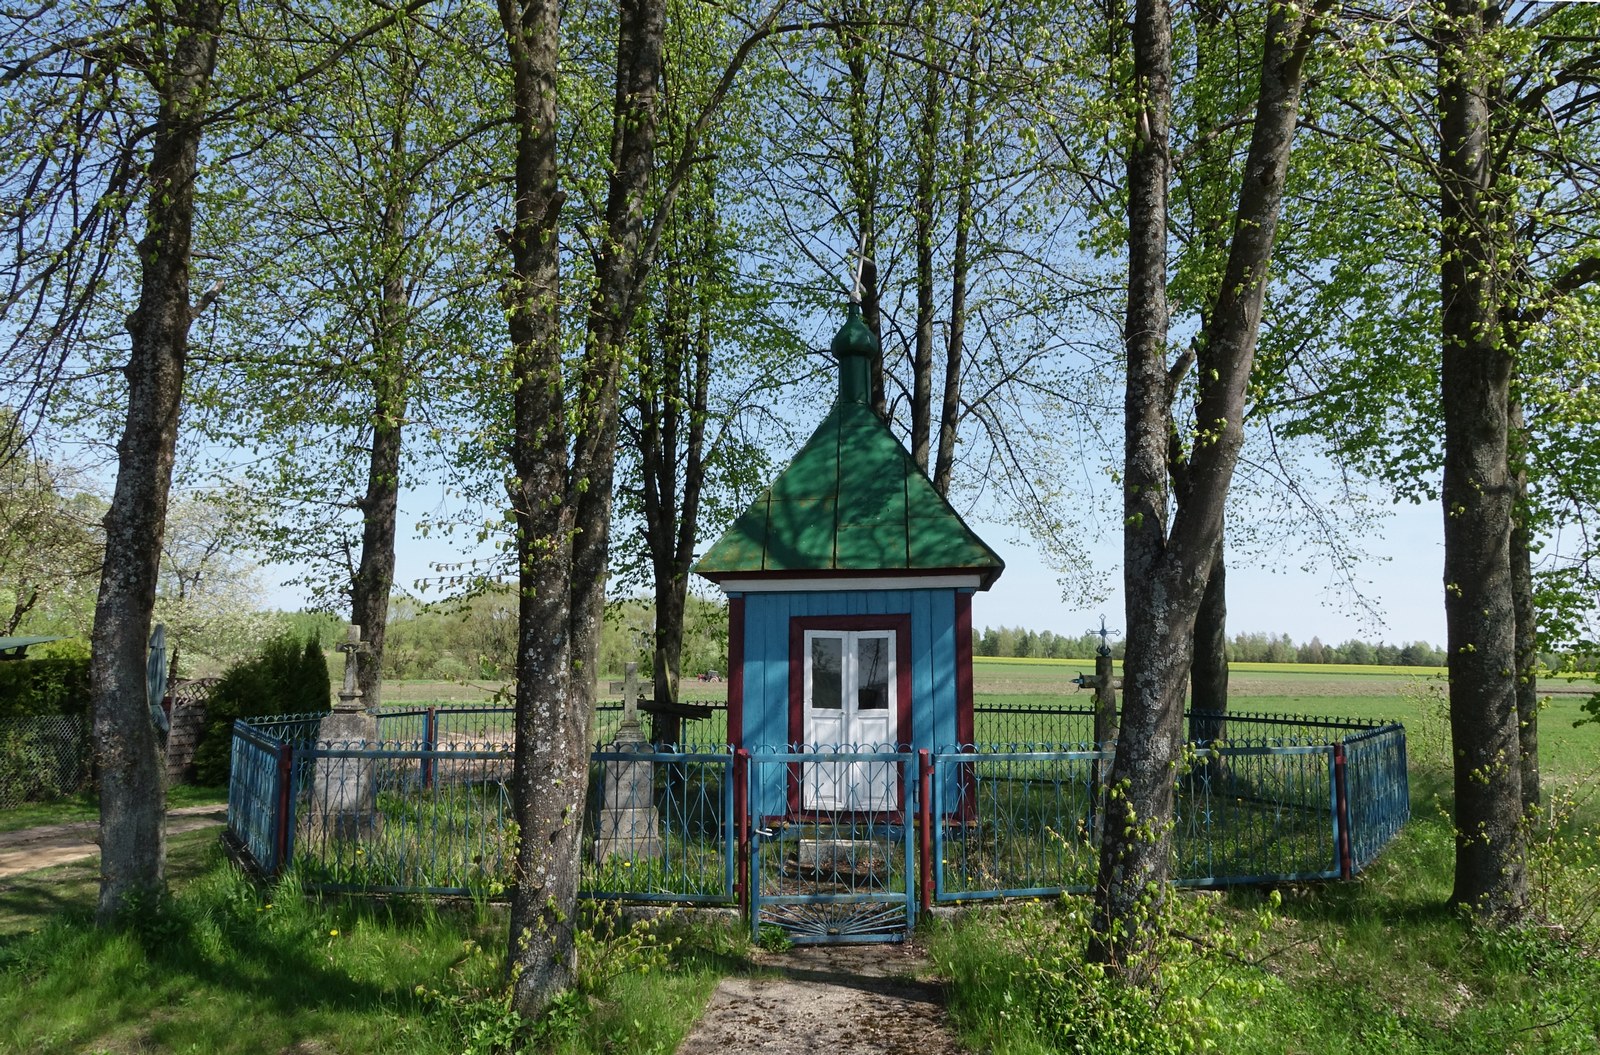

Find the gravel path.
xmin=675 ymin=943 xmax=969 ymax=1055
xmin=0 ymin=804 xmax=227 ymax=880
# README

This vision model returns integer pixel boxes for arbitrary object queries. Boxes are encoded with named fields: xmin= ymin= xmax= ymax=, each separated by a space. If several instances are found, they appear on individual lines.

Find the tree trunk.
xmin=350 ymin=181 xmax=411 ymax=711
xmin=569 ymin=0 xmax=665 ymax=723
xmin=1089 ymin=0 xmax=1178 ymax=975
xmin=1509 ymin=399 xmax=1538 ymax=812
xmin=910 ymin=59 xmax=939 ymax=473
xmin=92 ymin=0 xmax=225 ymax=925
xmin=499 ymin=0 xmax=581 ymax=1016
xmin=1091 ymin=0 xmax=1324 ymax=975
xmin=504 ymin=0 xmax=665 ymax=1018
xmin=641 ymin=220 xmax=711 ymax=745
xmin=1190 ymin=535 xmax=1229 ymax=728
xmin=652 ymin=572 xmax=686 ymax=721
xmin=1437 ymin=0 xmax=1526 ymax=922
xmin=934 ymin=64 xmax=977 ymax=498
xmin=838 ymin=13 xmax=886 ymax=419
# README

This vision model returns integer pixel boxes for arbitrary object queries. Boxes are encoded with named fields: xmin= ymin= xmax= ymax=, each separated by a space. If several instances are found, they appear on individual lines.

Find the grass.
xmin=0 ymin=830 xmax=749 ymax=1055
xmin=0 ymin=828 xmax=223 ymax=940
xmin=926 ymin=664 xmax=1600 ymax=1055
xmin=928 ymin=796 xmax=1600 ymax=1055
xmin=2 ymin=660 xmax=1595 ymax=1053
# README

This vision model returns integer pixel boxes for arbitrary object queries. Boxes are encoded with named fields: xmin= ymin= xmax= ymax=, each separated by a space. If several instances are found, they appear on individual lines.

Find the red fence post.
xmin=273 ymin=741 xmax=294 ymax=877
xmin=1333 ymin=743 xmax=1353 ymax=880
xmin=423 ymin=706 xmax=437 ymax=790
xmin=734 ymin=749 xmax=750 ymax=915
xmin=918 ymin=749 xmax=933 ymax=914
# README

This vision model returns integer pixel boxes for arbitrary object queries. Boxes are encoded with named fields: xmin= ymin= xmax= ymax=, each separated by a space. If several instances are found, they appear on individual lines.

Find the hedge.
xmin=0 ymin=658 xmax=91 ymax=718
xmin=191 ymin=635 xmax=330 ymax=786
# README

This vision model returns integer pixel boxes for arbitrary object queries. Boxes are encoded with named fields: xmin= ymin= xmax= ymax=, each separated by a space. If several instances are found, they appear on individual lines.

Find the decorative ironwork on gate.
xmin=744 ymin=746 xmax=916 ymax=944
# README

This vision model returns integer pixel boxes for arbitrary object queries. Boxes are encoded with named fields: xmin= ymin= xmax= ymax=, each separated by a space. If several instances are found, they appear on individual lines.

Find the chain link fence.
xmin=0 ymin=714 xmax=91 ymax=810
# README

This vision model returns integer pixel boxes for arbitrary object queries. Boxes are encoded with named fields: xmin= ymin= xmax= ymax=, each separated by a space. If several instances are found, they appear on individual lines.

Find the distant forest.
xmin=288 ymin=600 xmax=1456 ymax=682
xmin=974 ymin=626 xmax=1450 ymax=667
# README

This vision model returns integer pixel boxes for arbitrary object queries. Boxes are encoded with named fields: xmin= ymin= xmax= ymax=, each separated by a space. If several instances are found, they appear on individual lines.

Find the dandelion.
xmin=330 ymin=929 xmax=340 ymax=937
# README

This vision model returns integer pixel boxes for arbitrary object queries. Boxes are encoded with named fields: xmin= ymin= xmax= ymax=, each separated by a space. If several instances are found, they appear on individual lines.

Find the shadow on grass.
xmin=127 ymin=903 xmax=403 ymax=1020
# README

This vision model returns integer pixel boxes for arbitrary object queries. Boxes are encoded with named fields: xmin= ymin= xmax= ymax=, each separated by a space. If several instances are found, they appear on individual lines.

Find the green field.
xmin=376 ymin=659 xmax=1600 ymax=781
xmin=970 ymin=657 xmax=1600 ymax=783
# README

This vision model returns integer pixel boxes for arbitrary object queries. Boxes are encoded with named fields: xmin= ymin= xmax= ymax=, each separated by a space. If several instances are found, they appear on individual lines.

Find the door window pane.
xmin=811 ymin=637 xmax=843 ymax=709
xmin=856 ymin=636 xmax=889 ymax=710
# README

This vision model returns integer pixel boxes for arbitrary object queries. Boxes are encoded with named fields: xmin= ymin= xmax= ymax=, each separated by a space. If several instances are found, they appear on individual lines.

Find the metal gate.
xmin=745 ymin=747 xmax=916 ymax=944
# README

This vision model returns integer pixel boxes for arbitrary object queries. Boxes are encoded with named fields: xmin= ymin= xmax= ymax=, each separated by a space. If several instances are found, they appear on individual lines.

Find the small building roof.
xmin=0 ymin=635 xmax=64 ymax=660
xmin=695 ymin=307 xmax=1004 ymax=589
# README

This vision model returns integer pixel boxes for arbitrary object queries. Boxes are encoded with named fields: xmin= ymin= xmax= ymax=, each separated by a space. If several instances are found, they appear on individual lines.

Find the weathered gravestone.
xmin=593 ymin=662 xmax=664 ymax=863
xmin=311 ymin=625 xmax=380 ymax=840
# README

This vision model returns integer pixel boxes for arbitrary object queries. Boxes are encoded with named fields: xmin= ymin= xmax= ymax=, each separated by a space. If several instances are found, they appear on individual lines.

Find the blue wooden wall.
xmin=738 ymin=588 xmax=958 ymax=750
xmin=734 ymin=588 xmax=963 ymax=817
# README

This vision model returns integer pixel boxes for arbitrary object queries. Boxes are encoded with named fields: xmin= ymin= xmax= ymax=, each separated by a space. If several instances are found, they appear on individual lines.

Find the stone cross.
xmin=315 ymin=623 xmax=380 ymax=842
xmin=595 ymin=660 xmax=662 ymax=863
xmin=619 ymin=661 xmax=643 ymax=741
xmin=335 ymin=624 xmax=370 ymax=714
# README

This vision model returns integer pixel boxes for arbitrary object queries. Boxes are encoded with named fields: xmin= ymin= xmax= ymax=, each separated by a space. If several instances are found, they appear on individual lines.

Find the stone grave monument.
xmin=312 ymin=625 xmax=380 ymax=840
xmin=593 ymin=663 xmax=664 ymax=863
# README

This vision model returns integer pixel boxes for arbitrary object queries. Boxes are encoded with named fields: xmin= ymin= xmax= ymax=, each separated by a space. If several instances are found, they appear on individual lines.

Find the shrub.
xmin=0 ymin=657 xmax=91 ymax=718
xmin=931 ymin=892 xmax=1277 ymax=1055
xmin=191 ymin=634 xmax=330 ymax=785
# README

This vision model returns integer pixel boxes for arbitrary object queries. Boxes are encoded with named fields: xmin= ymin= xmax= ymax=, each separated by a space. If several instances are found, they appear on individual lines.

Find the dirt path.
xmin=0 ymin=805 xmax=227 ymax=880
xmin=675 ymin=943 xmax=969 ymax=1055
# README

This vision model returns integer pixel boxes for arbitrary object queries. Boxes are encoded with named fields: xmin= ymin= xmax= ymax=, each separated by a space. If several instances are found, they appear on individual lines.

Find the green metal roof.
xmin=695 ymin=309 xmax=1004 ymax=589
xmin=0 ymin=635 xmax=64 ymax=660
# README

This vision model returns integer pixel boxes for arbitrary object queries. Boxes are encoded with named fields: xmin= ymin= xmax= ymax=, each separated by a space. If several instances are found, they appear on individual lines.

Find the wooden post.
xmin=918 ymin=749 xmax=934 ymax=914
xmin=273 ymin=741 xmax=294 ymax=876
xmin=735 ymin=748 xmax=750 ymax=915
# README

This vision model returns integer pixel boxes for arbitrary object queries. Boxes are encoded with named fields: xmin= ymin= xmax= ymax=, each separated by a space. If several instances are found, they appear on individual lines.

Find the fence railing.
xmin=224 ymin=707 xmax=1408 ymax=906
xmin=585 ymin=747 xmax=734 ymax=902
xmin=969 ymin=703 xmax=1098 ymax=749
xmin=225 ymin=715 xmax=733 ymax=899
xmin=372 ymin=702 xmax=730 ymax=754
xmin=1340 ymin=724 xmax=1410 ymax=872
xmin=227 ymin=719 xmax=293 ymax=876
xmin=0 ymin=714 xmax=91 ymax=810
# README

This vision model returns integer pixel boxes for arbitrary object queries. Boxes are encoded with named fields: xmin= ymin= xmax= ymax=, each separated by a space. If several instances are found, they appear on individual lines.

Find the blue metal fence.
xmin=291 ymin=739 xmax=516 ymax=895
xmin=584 ymin=746 xmax=735 ymax=903
xmin=1171 ymin=744 xmax=1342 ymax=886
xmin=746 ymin=747 xmax=917 ymax=944
xmin=225 ymin=707 xmax=1408 ymax=913
xmin=226 ymin=720 xmax=293 ymax=876
xmin=1341 ymin=724 xmax=1411 ymax=871
xmin=225 ymin=714 xmax=733 ymax=900
xmin=933 ymin=747 xmax=1103 ymax=900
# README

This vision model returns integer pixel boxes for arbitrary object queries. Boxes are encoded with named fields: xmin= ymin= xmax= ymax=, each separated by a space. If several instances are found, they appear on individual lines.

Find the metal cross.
xmin=1089 ymin=614 xmax=1121 ymax=658
xmin=850 ymin=228 xmax=869 ymax=304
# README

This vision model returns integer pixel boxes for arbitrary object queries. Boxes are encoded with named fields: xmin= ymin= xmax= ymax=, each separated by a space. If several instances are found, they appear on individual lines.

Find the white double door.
xmin=802 ymin=629 xmax=899 ymax=810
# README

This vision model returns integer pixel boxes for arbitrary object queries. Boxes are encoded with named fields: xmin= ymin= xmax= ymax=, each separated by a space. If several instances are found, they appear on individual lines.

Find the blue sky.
xmin=263 ymin=478 xmax=1449 ymax=648
xmin=968 ymin=497 xmax=1447 ymax=647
